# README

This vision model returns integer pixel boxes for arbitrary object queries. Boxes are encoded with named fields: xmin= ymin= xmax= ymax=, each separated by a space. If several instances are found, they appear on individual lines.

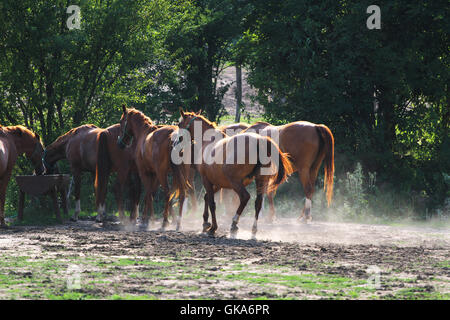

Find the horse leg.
xmin=187 ymin=167 xmax=198 ymax=213
xmin=142 ymin=174 xmax=158 ymax=227
xmin=251 ymin=177 xmax=269 ymax=240
xmin=0 ymin=174 xmax=10 ymax=227
xmin=141 ymin=190 xmax=152 ymax=229
xmin=113 ymin=180 xmax=125 ymax=223
xmin=71 ymin=170 xmax=82 ymax=222
xmin=176 ymin=191 xmax=186 ymax=232
xmin=266 ymin=190 xmax=276 ymax=223
xmin=160 ymin=183 xmax=171 ymax=231
xmin=202 ymin=193 xmax=210 ymax=232
xmin=204 ymin=181 xmax=218 ymax=236
xmin=298 ymin=168 xmax=314 ymax=223
xmin=230 ymin=184 xmax=250 ymax=239
xmin=188 ymin=184 xmax=198 ymax=213
xmin=129 ymin=173 xmax=141 ymax=225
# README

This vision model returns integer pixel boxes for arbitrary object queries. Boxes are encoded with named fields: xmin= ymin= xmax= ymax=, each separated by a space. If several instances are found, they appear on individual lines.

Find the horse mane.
xmin=254 ymin=121 xmax=271 ymax=126
xmin=127 ymin=108 xmax=155 ymax=128
xmin=184 ymin=111 xmax=217 ymax=128
xmin=1 ymin=125 xmax=39 ymax=140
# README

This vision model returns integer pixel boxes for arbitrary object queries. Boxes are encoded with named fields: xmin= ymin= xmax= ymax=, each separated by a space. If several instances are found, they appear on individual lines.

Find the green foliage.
xmin=240 ymin=0 xmax=449 ymax=213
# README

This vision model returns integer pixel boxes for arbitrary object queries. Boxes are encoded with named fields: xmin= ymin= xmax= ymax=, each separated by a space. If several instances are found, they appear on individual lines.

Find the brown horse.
xmin=95 ymin=124 xmax=141 ymax=223
xmin=44 ymin=124 xmax=141 ymax=223
xmin=118 ymin=106 xmax=189 ymax=231
xmin=0 ymin=125 xmax=45 ymax=226
xmin=217 ymin=123 xmax=251 ymax=215
xmin=243 ymin=121 xmax=334 ymax=222
xmin=43 ymin=125 xmax=102 ymax=221
xmin=178 ymin=110 xmax=293 ymax=239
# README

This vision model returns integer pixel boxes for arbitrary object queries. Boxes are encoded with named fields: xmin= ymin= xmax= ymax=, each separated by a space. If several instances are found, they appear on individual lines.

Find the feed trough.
xmin=15 ymin=174 xmax=71 ymax=221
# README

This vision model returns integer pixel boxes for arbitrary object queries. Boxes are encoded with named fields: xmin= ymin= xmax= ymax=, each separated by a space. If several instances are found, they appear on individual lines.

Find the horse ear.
xmin=197 ymin=109 xmax=202 ymax=115
xmin=179 ymin=107 xmax=185 ymax=118
xmin=122 ymin=104 xmax=127 ymax=114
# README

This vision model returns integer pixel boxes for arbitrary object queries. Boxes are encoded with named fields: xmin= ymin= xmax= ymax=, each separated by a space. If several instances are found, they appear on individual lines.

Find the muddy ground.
xmin=0 ymin=215 xmax=449 ymax=300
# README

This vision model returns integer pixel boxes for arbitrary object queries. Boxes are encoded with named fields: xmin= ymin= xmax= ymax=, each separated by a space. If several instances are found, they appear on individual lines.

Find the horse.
xmin=44 ymin=124 xmax=141 ymax=223
xmin=178 ymin=110 xmax=293 ymax=239
xmin=217 ymin=123 xmax=251 ymax=216
xmin=0 ymin=125 xmax=45 ymax=227
xmin=95 ymin=124 xmax=141 ymax=224
xmin=43 ymin=125 xmax=102 ymax=221
xmin=117 ymin=106 xmax=190 ymax=231
xmin=243 ymin=120 xmax=334 ymax=222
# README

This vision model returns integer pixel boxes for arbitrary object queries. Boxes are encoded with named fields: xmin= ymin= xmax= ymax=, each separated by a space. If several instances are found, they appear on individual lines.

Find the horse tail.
xmin=259 ymin=137 xmax=293 ymax=193
xmin=169 ymin=138 xmax=191 ymax=202
xmin=95 ymin=131 xmax=111 ymax=208
xmin=315 ymin=124 xmax=334 ymax=206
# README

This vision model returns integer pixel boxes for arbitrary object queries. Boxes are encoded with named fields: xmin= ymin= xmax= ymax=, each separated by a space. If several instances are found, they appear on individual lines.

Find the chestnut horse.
xmin=0 ymin=125 xmax=45 ymax=227
xmin=95 ymin=124 xmax=141 ymax=223
xmin=217 ymin=123 xmax=251 ymax=215
xmin=178 ymin=110 xmax=293 ymax=239
xmin=118 ymin=106 xmax=189 ymax=231
xmin=243 ymin=121 xmax=334 ymax=222
xmin=43 ymin=125 xmax=102 ymax=221
xmin=44 ymin=124 xmax=140 ymax=222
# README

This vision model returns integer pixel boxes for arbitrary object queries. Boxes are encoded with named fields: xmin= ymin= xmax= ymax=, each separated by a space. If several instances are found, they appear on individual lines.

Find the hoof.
xmin=70 ymin=216 xmax=78 ymax=222
xmin=160 ymin=221 xmax=170 ymax=232
xmin=230 ymin=225 xmax=238 ymax=239
xmin=176 ymin=224 xmax=182 ymax=232
xmin=298 ymin=215 xmax=312 ymax=224
xmin=251 ymin=234 xmax=257 ymax=241
xmin=202 ymin=222 xmax=211 ymax=233
xmin=139 ymin=222 xmax=149 ymax=231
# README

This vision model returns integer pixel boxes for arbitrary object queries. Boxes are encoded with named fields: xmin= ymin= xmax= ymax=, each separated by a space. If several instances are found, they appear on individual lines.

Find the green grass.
xmin=388 ymin=287 xmax=450 ymax=300
xmin=0 ymin=253 xmax=447 ymax=300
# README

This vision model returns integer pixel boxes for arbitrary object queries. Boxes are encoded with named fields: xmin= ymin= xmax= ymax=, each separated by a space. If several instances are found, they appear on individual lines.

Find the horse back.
xmin=277 ymin=122 xmax=321 ymax=169
xmin=66 ymin=125 xmax=102 ymax=172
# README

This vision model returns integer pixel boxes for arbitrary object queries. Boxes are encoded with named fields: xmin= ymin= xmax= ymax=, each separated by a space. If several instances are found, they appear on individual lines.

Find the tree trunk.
xmin=235 ymin=65 xmax=242 ymax=123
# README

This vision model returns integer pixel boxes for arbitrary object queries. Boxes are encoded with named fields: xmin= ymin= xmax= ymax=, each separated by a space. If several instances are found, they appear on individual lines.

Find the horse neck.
xmin=193 ymin=120 xmax=226 ymax=149
xmin=45 ymin=137 xmax=67 ymax=163
xmin=8 ymin=130 xmax=35 ymax=155
xmin=129 ymin=114 xmax=156 ymax=139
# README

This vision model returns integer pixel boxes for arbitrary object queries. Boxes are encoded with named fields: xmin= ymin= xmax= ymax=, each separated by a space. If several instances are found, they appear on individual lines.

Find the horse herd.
xmin=0 ymin=105 xmax=334 ymax=239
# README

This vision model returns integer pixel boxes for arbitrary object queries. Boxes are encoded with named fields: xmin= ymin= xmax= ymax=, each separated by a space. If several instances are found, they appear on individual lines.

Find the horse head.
xmin=118 ymin=105 xmax=134 ymax=149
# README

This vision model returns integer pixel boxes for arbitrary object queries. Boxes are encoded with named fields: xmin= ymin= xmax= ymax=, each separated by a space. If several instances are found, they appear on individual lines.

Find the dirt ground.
xmin=0 ymin=213 xmax=448 ymax=300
